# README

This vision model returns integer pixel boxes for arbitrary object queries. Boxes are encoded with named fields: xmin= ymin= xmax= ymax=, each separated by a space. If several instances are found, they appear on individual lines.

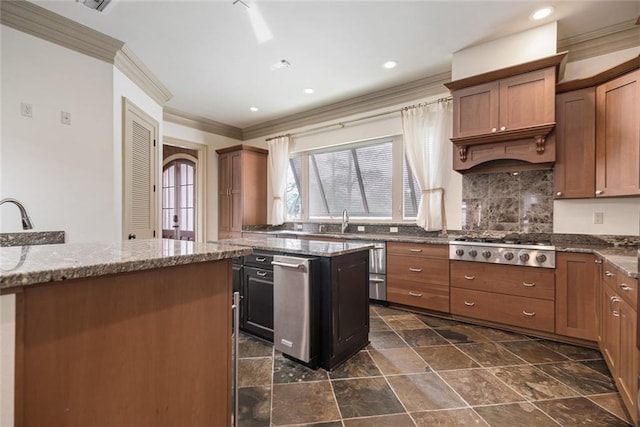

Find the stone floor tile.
xmin=272 ymin=355 xmax=329 ymax=384
xmin=368 ymin=347 xmax=430 ymax=375
xmin=271 ymin=381 xmax=341 ymax=425
xmin=387 ymin=372 xmax=466 ymax=411
xmin=439 ymin=369 xmax=525 ymax=406
xmin=367 ymin=330 xmax=408 ymax=350
xmin=456 ymin=342 xmax=526 ymax=367
xmin=329 ymin=350 xmax=382 ymax=380
xmin=414 ymin=345 xmax=480 ymax=371
xmin=490 ymin=364 xmax=578 ymax=401
xmin=535 ymin=397 xmax=631 ymax=426
xmin=412 ymin=408 xmax=489 ymax=426
xmin=238 ymin=357 xmax=273 ymax=388
xmin=396 ymin=328 xmax=450 ymax=347
xmin=534 ymin=361 xmax=617 ymax=395
xmin=342 ymin=413 xmax=416 ymax=427
xmin=500 ymin=340 xmax=569 ymax=363
xmin=237 ymin=385 xmax=271 ymax=427
xmin=331 ymin=377 xmax=405 ymax=419
xmin=384 ymin=314 xmax=429 ymax=330
xmin=474 ymin=402 xmax=558 ymax=427
xmin=588 ymin=393 xmax=635 ymax=425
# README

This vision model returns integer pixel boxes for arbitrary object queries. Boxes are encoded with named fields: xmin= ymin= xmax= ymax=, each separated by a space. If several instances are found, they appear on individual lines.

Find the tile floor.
xmin=237 ymin=305 xmax=634 ymax=426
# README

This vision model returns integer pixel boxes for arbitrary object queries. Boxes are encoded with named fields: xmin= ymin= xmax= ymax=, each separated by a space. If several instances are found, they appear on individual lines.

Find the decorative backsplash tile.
xmin=462 ymin=169 xmax=553 ymax=233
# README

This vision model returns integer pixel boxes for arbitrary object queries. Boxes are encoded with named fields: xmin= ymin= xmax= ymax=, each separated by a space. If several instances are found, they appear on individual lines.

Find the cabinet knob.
xmin=620 ymin=284 xmax=631 ymax=292
xmin=491 ymin=128 xmax=497 ymax=133
xmin=595 ymin=190 xmax=604 ymax=195
xmin=464 ymin=301 xmax=475 ymax=307
xmin=556 ymin=191 xmax=563 ymax=197
xmin=500 ymin=126 xmax=506 ymax=131
xmin=128 ymin=233 xmax=136 ymax=240
xmin=595 ymin=259 xmax=602 ymax=264
xmin=605 ymin=271 xmax=614 ymax=278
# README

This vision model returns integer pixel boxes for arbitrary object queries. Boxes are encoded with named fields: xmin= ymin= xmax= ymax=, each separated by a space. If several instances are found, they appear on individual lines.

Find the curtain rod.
xmin=265 ymin=96 xmax=452 ymax=141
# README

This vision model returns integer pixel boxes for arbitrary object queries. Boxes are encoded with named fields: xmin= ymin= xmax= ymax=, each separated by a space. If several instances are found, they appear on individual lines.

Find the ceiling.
xmin=32 ymin=0 xmax=639 ymax=129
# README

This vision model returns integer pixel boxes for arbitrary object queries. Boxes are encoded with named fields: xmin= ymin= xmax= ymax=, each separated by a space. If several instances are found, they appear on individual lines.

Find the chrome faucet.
xmin=341 ymin=208 xmax=349 ymax=234
xmin=0 ymin=198 xmax=34 ymax=230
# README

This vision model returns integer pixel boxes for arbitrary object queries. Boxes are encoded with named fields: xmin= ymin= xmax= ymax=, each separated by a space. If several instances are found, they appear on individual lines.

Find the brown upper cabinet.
xmin=595 ymin=69 xmax=640 ymax=197
xmin=554 ymin=88 xmax=596 ymax=198
xmin=555 ymin=56 xmax=640 ymax=199
xmin=445 ymin=53 xmax=566 ymax=172
xmin=217 ymin=145 xmax=267 ymax=240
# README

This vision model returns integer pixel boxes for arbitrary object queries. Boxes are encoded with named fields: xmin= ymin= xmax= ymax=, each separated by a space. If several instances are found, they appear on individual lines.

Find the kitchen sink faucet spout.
xmin=341 ymin=208 xmax=349 ymax=234
xmin=0 ymin=198 xmax=34 ymax=230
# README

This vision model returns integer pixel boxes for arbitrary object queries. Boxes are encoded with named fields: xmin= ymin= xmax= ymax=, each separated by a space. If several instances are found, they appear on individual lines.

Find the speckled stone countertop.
xmin=0 ymin=239 xmax=252 ymax=290
xmin=244 ymin=230 xmax=451 ymax=245
xmin=213 ymin=237 xmax=373 ymax=257
xmin=0 ymin=231 xmax=65 ymax=247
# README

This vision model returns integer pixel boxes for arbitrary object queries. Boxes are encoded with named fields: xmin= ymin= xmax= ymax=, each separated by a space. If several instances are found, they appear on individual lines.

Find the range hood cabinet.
xmin=445 ymin=52 xmax=567 ymax=173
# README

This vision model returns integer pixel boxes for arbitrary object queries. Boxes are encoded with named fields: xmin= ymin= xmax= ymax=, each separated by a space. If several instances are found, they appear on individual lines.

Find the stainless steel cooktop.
xmin=449 ymin=237 xmax=556 ymax=268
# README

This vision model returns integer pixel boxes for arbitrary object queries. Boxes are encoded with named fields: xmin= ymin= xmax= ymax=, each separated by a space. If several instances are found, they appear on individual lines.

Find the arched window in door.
xmin=162 ymin=155 xmax=196 ymax=240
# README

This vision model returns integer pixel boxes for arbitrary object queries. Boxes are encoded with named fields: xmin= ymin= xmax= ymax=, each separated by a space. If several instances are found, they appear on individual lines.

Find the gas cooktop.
xmin=449 ymin=237 xmax=556 ymax=268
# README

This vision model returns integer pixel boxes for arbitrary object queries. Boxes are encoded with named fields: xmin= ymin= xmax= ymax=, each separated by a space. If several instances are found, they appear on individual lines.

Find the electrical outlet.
xmin=21 ymin=102 xmax=33 ymax=117
xmin=61 ymin=111 xmax=71 ymax=125
xmin=295 ymin=223 xmax=303 ymax=230
xmin=593 ymin=212 xmax=604 ymax=224
xmin=389 ymin=226 xmax=399 ymax=233
xmin=357 ymin=225 xmax=365 ymax=232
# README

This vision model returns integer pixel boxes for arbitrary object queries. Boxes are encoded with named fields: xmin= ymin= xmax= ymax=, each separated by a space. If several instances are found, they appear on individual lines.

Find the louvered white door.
xmin=123 ymin=98 xmax=158 ymax=240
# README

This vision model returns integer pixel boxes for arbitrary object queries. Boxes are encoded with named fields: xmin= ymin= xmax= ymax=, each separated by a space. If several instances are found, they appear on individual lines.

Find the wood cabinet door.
xmin=618 ymin=298 xmax=638 ymax=424
xmin=596 ymin=70 xmax=640 ymax=197
xmin=230 ymin=151 xmax=244 ymax=233
xmin=498 ymin=67 xmax=555 ymax=132
xmin=601 ymin=284 xmax=620 ymax=375
xmin=554 ymin=88 xmax=596 ymax=198
xmin=452 ymin=81 xmax=500 ymax=138
xmin=555 ymin=252 xmax=597 ymax=341
xmin=218 ymin=153 xmax=232 ymax=233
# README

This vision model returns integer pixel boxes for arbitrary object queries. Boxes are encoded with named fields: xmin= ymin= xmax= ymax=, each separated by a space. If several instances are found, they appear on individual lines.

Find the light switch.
xmin=593 ymin=212 xmax=604 ymax=224
xmin=61 ymin=111 xmax=71 ymax=125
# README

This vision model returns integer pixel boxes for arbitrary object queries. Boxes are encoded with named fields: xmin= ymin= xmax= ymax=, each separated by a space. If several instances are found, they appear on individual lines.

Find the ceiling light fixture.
xmin=531 ymin=6 xmax=554 ymax=20
xmin=303 ymin=88 xmax=315 ymax=94
xmin=270 ymin=59 xmax=291 ymax=71
xmin=382 ymin=60 xmax=398 ymax=69
xmin=249 ymin=107 xmax=259 ymax=112
xmin=79 ymin=0 xmax=112 ymax=13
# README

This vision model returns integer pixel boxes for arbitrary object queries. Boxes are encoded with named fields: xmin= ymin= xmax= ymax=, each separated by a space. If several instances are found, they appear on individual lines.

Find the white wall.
xmin=0 ymin=294 xmax=16 ymax=427
xmin=244 ymin=97 xmax=464 ymax=231
xmin=1 ymin=26 xmax=116 ymax=242
xmin=162 ymin=121 xmax=242 ymax=241
xmin=554 ymin=46 xmax=640 ymax=236
xmin=452 ymin=22 xmax=558 ymax=80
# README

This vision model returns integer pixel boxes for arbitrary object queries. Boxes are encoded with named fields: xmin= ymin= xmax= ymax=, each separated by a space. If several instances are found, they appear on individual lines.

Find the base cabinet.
xmin=599 ymin=261 xmax=638 ymax=425
xmin=242 ymin=267 xmax=274 ymax=341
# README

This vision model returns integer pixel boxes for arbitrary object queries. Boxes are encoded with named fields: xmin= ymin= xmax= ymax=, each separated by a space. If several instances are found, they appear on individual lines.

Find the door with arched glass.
xmin=162 ymin=156 xmax=196 ymax=240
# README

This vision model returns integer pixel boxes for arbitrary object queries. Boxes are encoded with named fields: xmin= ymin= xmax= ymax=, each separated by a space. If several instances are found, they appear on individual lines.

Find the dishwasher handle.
xmin=272 ymin=260 xmax=307 ymax=272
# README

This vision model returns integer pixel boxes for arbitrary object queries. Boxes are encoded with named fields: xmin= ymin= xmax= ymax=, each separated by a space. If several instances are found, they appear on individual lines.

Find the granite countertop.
xmin=0 ymin=239 xmax=252 ymax=290
xmin=248 ymin=230 xmax=452 ymax=245
xmin=213 ymin=237 xmax=374 ymax=257
xmin=0 ymin=230 xmax=65 ymax=247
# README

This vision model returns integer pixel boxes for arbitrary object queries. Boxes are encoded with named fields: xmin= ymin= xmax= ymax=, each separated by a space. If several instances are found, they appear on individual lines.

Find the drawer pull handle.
xmin=610 ymin=296 xmax=621 ymax=315
xmin=604 ymin=271 xmax=614 ymax=277
xmin=594 ymin=259 xmax=602 ymax=264
xmin=464 ymin=275 xmax=475 ymax=280
xmin=522 ymin=282 xmax=536 ymax=287
xmin=522 ymin=310 xmax=536 ymax=317
xmin=409 ymin=268 xmax=423 ymax=272
xmin=464 ymin=301 xmax=475 ymax=307
xmin=256 ymin=271 xmax=268 ymax=277
xmin=409 ymin=291 xmax=423 ymax=297
xmin=409 ymin=248 xmax=423 ymax=253
xmin=255 ymin=256 xmax=267 ymax=262
xmin=619 ymin=284 xmax=631 ymax=292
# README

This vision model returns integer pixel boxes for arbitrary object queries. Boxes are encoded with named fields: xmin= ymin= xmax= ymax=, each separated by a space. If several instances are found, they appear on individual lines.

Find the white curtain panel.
xmin=401 ymin=100 xmax=453 ymax=232
xmin=267 ymin=135 xmax=290 ymax=225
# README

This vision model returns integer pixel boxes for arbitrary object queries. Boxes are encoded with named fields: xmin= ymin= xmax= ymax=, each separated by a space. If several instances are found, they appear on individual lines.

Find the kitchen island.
xmin=0 ymin=239 xmax=251 ymax=427
xmin=217 ymin=237 xmax=372 ymax=370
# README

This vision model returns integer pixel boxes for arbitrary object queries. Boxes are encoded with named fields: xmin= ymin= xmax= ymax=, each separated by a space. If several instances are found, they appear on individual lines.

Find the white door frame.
xmin=163 ymin=136 xmax=207 ymax=243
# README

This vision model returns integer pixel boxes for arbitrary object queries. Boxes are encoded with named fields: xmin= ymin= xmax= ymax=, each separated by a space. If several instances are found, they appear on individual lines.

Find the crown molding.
xmin=241 ymin=71 xmax=452 ymax=141
xmin=114 ymin=45 xmax=172 ymax=105
xmin=558 ymin=19 xmax=640 ymax=63
xmin=163 ymin=107 xmax=243 ymax=140
xmin=1 ymin=0 xmax=172 ymax=105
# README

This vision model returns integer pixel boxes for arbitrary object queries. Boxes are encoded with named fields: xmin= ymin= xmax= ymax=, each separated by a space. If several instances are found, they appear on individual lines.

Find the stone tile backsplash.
xmin=462 ymin=169 xmax=553 ymax=233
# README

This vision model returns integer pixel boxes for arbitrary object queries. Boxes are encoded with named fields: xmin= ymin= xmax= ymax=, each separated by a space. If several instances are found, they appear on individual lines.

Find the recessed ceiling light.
xmin=303 ymin=88 xmax=315 ymax=94
xmin=270 ymin=59 xmax=291 ymax=71
xmin=382 ymin=60 xmax=398 ymax=69
xmin=249 ymin=107 xmax=259 ymax=112
xmin=531 ymin=6 xmax=554 ymax=20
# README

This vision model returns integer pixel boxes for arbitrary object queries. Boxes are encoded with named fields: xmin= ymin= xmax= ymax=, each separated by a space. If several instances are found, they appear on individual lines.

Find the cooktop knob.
xmin=469 ymin=249 xmax=478 ymax=257
xmin=536 ymin=254 xmax=547 ymax=263
xmin=519 ymin=253 xmax=530 ymax=262
xmin=504 ymin=252 xmax=514 ymax=260
xmin=482 ymin=250 xmax=492 ymax=259
xmin=455 ymin=248 xmax=464 ymax=256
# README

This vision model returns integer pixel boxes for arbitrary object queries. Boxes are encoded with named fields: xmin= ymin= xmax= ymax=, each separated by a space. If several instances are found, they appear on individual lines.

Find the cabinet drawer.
xmin=388 ymin=283 xmax=449 ymax=313
xmin=387 ymin=242 xmax=448 ymax=258
xmin=451 ymin=288 xmax=555 ymax=333
xmin=603 ymin=261 xmax=637 ymax=310
xmin=388 ymin=255 xmax=449 ymax=287
xmin=450 ymin=261 xmax=555 ymax=300
xmin=244 ymin=251 xmax=276 ymax=269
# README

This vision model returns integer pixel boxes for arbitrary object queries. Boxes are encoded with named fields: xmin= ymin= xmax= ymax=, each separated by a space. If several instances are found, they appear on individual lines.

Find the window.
xmin=285 ymin=137 xmax=422 ymax=222
xmin=162 ymin=158 xmax=196 ymax=240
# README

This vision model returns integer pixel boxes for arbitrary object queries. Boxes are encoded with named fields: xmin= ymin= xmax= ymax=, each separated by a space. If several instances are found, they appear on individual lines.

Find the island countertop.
xmin=213 ymin=237 xmax=374 ymax=257
xmin=0 ymin=239 xmax=252 ymax=290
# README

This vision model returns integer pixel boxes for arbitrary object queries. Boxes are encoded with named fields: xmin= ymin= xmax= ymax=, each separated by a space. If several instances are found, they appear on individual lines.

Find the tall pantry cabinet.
xmin=216 ymin=145 xmax=268 ymax=239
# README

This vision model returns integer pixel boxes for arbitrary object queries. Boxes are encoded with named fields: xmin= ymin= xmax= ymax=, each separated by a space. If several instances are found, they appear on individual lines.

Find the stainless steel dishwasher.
xmin=272 ymin=255 xmax=318 ymax=364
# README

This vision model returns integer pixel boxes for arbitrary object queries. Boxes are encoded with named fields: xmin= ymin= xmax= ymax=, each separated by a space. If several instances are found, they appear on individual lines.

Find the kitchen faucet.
xmin=341 ymin=208 xmax=349 ymax=234
xmin=0 ymin=198 xmax=34 ymax=230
